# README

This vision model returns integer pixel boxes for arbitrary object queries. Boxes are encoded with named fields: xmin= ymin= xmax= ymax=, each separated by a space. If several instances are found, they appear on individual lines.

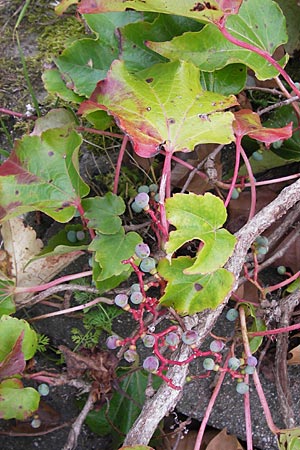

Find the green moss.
xmin=37 ymin=17 xmax=85 ymax=63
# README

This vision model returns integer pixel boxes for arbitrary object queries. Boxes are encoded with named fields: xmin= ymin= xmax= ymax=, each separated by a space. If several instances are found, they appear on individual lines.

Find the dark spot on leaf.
xmin=132 ymin=44 xmax=136 ymax=49
xmin=48 ymin=151 xmax=54 ymax=156
xmin=15 ymin=190 xmax=19 ymax=195
xmin=62 ymin=202 xmax=71 ymax=208
xmin=191 ymin=2 xmax=205 ymax=11
xmin=191 ymin=1 xmax=217 ymax=11
xmin=194 ymin=283 xmax=203 ymax=291
xmin=168 ymin=118 xmax=176 ymax=124
xmin=48 ymin=179 xmax=53 ymax=183
xmin=146 ymin=78 xmax=154 ymax=83
xmin=198 ymin=114 xmax=211 ymax=121
xmin=146 ymin=107 xmax=151 ymax=111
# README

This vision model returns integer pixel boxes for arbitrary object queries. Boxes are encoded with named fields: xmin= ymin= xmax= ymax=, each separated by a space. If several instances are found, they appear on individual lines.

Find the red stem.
xmin=224 ymin=134 xmax=242 ymax=207
xmin=217 ymin=21 xmax=300 ymax=99
xmin=158 ymin=149 xmax=173 ymax=239
xmin=0 ymin=107 xmax=37 ymax=120
xmin=248 ymin=322 xmax=300 ymax=337
xmin=264 ymin=271 xmax=300 ymax=294
xmin=15 ymin=271 xmax=92 ymax=294
xmin=239 ymin=307 xmax=279 ymax=435
xmin=76 ymin=126 xmax=123 ymax=139
xmin=193 ymin=353 xmax=230 ymax=450
xmin=113 ymin=135 xmax=128 ymax=195
xmin=240 ymin=146 xmax=257 ymax=221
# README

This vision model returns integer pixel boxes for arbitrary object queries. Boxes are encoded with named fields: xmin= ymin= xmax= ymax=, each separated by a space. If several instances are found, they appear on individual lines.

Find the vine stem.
xmin=239 ymin=145 xmax=256 ymax=220
xmin=158 ymin=149 xmax=173 ymax=238
xmin=217 ymin=20 xmax=300 ymax=99
xmin=224 ymin=134 xmax=242 ymax=207
xmin=239 ymin=307 xmax=280 ymax=435
xmin=0 ymin=107 xmax=37 ymax=120
xmin=76 ymin=126 xmax=123 ymax=139
xmin=193 ymin=353 xmax=230 ymax=450
xmin=14 ymin=271 xmax=92 ymax=294
xmin=113 ymin=135 xmax=128 ymax=195
xmin=238 ymin=307 xmax=253 ymax=450
xmin=29 ymin=296 xmax=113 ymax=322
xmin=248 ymin=321 xmax=300 ymax=337
xmin=263 ymin=270 xmax=300 ymax=295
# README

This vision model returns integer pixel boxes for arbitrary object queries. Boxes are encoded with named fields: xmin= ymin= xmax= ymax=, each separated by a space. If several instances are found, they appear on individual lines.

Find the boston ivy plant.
xmin=0 ymin=0 xmax=300 ymax=447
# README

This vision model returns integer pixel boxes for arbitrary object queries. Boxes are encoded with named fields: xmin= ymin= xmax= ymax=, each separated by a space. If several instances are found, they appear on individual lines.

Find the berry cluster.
xmin=131 ymin=184 xmax=159 ymax=213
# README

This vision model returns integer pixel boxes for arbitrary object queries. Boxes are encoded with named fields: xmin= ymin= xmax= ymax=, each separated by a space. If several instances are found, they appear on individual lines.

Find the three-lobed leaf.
xmin=55 ymin=11 xmax=143 ymax=97
xmin=76 ymin=0 xmax=226 ymax=22
xmin=83 ymin=193 xmax=125 ymax=234
xmin=158 ymin=256 xmax=234 ymax=314
xmin=0 ymin=110 xmax=89 ymax=223
xmin=79 ymin=60 xmax=237 ymax=158
xmin=165 ymin=193 xmax=236 ymax=274
xmin=147 ymin=0 xmax=288 ymax=80
xmin=89 ymin=228 xmax=142 ymax=281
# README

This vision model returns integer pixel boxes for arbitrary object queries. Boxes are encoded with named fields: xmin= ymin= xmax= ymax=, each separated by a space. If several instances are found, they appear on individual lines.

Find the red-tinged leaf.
xmin=77 ymin=0 xmax=224 ymax=23
xmin=0 ymin=331 xmax=25 ymax=381
xmin=216 ymin=0 xmax=242 ymax=15
xmin=233 ymin=109 xmax=293 ymax=145
xmin=79 ymin=60 xmax=237 ymax=157
xmin=0 ymin=114 xmax=89 ymax=223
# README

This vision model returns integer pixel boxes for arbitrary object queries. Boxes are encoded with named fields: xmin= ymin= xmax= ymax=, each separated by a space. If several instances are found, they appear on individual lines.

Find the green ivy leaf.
xmin=158 ymin=257 xmax=234 ymax=314
xmin=89 ymin=229 xmax=142 ymax=281
xmin=0 ymin=316 xmax=37 ymax=361
xmin=55 ymin=12 xmax=143 ymax=97
xmin=0 ymin=280 xmax=15 ymax=316
xmin=92 ymin=262 xmax=132 ymax=293
xmin=79 ymin=60 xmax=237 ymax=158
xmin=119 ymin=14 xmax=203 ymax=71
xmin=83 ymin=193 xmax=125 ymax=234
xmin=42 ymin=69 xmax=85 ymax=102
xmin=165 ymin=193 xmax=236 ymax=274
xmin=85 ymin=370 xmax=161 ymax=448
xmin=278 ymin=428 xmax=300 ymax=450
xmin=147 ymin=0 xmax=288 ymax=80
xmin=0 ymin=112 xmax=89 ymax=223
xmin=200 ymin=64 xmax=247 ymax=95
xmin=77 ymin=0 xmax=227 ymax=22
xmin=0 ymin=378 xmax=40 ymax=420
xmin=240 ymin=303 xmax=266 ymax=353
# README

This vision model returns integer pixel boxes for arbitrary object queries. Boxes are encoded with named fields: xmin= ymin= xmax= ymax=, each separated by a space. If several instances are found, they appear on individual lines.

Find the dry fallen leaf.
xmin=1 ymin=218 xmax=84 ymax=306
xmin=206 ymin=428 xmax=245 ymax=450
xmin=288 ymin=343 xmax=300 ymax=365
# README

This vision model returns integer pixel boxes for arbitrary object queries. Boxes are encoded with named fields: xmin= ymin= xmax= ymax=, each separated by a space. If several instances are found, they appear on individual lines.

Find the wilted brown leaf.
xmin=287 ymin=344 xmax=300 ymax=365
xmin=206 ymin=428 xmax=244 ymax=450
xmin=0 ymin=218 xmax=84 ymax=306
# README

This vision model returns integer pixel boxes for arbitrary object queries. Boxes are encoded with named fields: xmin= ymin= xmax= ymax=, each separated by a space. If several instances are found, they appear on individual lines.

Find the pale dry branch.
xmin=124 ymin=177 xmax=300 ymax=446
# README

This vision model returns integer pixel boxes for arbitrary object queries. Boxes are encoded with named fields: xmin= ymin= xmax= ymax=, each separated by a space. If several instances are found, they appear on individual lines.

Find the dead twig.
xmin=124 ymin=178 xmax=300 ymax=446
xmin=63 ymin=390 xmax=95 ymax=450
